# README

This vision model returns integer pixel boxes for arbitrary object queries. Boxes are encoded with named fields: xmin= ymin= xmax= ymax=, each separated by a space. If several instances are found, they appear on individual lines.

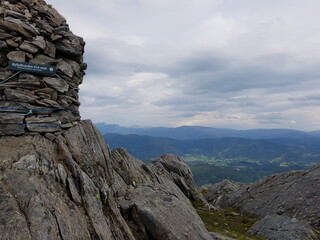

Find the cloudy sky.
xmin=46 ymin=0 xmax=320 ymax=130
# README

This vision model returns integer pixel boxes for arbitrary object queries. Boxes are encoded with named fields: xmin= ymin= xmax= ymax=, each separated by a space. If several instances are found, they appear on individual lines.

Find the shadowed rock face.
xmin=0 ymin=120 xmax=213 ymax=240
xmin=0 ymin=0 xmax=85 ymax=136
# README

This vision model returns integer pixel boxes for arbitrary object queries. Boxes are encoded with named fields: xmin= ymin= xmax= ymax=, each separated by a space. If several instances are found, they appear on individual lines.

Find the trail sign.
xmin=8 ymin=61 xmax=56 ymax=76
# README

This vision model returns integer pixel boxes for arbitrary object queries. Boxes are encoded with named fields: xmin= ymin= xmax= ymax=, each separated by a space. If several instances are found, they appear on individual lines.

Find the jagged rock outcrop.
xmin=150 ymin=154 xmax=208 ymax=205
xmin=0 ymin=120 xmax=213 ymax=240
xmin=0 ymin=0 xmax=85 ymax=136
xmin=206 ymin=167 xmax=320 ymax=239
xmin=247 ymin=215 xmax=318 ymax=240
xmin=202 ymin=179 xmax=247 ymax=206
xmin=247 ymin=215 xmax=319 ymax=240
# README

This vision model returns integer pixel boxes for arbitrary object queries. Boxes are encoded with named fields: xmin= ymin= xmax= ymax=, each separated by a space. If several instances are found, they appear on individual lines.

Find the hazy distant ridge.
xmin=96 ymin=123 xmax=319 ymax=140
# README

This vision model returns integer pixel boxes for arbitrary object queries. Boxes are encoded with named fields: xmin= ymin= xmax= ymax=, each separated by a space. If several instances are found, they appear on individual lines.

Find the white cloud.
xmin=47 ymin=0 xmax=320 ymax=130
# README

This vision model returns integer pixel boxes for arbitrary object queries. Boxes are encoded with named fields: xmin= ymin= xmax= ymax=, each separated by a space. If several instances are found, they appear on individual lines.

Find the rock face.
xmin=0 ymin=120 xmax=213 ymax=240
xmin=0 ymin=0 xmax=85 ymax=136
xmin=247 ymin=215 xmax=318 ymax=240
xmin=203 ymin=179 xmax=248 ymax=206
xmin=206 ymin=168 xmax=320 ymax=239
xmin=150 ymin=154 xmax=208 ymax=205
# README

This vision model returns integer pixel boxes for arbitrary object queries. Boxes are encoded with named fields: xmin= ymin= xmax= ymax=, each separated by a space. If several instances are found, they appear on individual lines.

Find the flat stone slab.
xmin=26 ymin=116 xmax=61 ymax=133
xmin=0 ymin=123 xmax=25 ymax=136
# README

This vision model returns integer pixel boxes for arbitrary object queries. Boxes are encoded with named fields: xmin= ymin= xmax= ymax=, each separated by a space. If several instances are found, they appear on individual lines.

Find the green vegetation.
xmin=105 ymin=133 xmax=319 ymax=185
xmin=189 ymin=161 xmax=309 ymax=185
xmin=197 ymin=207 xmax=265 ymax=239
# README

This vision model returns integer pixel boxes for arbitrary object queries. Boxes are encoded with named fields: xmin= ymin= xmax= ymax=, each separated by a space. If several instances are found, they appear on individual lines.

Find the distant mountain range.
xmin=104 ymin=133 xmax=320 ymax=162
xmin=96 ymin=123 xmax=320 ymax=140
xmin=97 ymin=123 xmax=320 ymax=185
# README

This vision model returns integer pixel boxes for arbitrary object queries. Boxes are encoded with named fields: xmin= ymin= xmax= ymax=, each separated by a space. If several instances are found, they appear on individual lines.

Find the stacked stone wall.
xmin=0 ymin=0 xmax=86 ymax=136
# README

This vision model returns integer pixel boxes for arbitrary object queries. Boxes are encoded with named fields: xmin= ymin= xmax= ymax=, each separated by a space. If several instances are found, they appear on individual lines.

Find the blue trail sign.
xmin=8 ymin=61 xmax=56 ymax=76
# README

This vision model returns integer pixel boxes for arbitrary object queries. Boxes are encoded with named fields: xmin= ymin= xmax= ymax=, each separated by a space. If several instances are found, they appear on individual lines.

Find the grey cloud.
xmin=254 ymin=112 xmax=291 ymax=125
xmin=165 ymin=52 xmax=230 ymax=78
xmin=84 ymin=38 xmax=157 ymax=76
xmin=47 ymin=0 xmax=320 ymax=130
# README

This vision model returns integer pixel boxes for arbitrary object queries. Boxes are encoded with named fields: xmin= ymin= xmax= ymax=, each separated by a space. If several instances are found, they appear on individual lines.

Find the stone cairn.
xmin=0 ymin=0 xmax=86 ymax=136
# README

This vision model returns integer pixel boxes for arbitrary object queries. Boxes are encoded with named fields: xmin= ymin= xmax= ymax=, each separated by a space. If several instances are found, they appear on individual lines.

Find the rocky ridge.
xmin=0 ymin=0 xmax=85 ymax=136
xmin=0 ymin=120 xmax=214 ymax=240
xmin=205 ymin=168 xmax=320 ymax=239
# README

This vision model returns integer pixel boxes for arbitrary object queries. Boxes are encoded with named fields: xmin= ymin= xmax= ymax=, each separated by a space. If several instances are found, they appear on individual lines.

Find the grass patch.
xmin=197 ymin=207 xmax=266 ymax=240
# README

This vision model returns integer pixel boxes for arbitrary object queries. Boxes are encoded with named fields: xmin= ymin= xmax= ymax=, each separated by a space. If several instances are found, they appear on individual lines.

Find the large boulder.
xmin=150 ymin=154 xmax=208 ymax=205
xmin=207 ymin=167 xmax=320 ymax=227
xmin=206 ymin=167 xmax=320 ymax=239
xmin=247 ymin=215 xmax=318 ymax=240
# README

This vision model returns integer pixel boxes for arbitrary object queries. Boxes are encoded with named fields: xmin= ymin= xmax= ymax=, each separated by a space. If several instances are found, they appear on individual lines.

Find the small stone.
xmin=43 ymin=77 xmax=69 ymax=93
xmin=0 ymin=40 xmax=9 ymax=51
xmin=4 ymin=88 xmax=38 ymax=103
xmin=0 ymin=20 xmax=33 ymax=38
xmin=61 ymin=123 xmax=74 ymax=128
xmin=0 ymin=113 xmax=24 ymax=124
xmin=51 ymin=34 xmax=63 ymax=41
xmin=25 ymin=116 xmax=61 ymax=133
xmin=56 ymin=163 xmax=67 ymax=186
xmin=7 ymin=50 xmax=26 ymax=62
xmin=35 ymin=19 xmax=54 ymax=34
xmin=32 ymin=88 xmax=58 ymax=101
xmin=40 ymin=99 xmax=60 ymax=107
xmin=43 ymin=40 xmax=56 ymax=58
xmin=57 ymin=60 xmax=74 ymax=78
xmin=51 ymin=110 xmax=80 ymax=124
xmin=6 ymin=10 xmax=27 ymax=19
xmin=26 ymin=53 xmax=33 ymax=59
xmin=31 ymin=36 xmax=46 ymax=50
xmin=13 ymin=37 xmax=23 ymax=45
xmin=4 ymin=17 xmax=39 ymax=36
xmin=67 ymin=176 xmax=82 ymax=205
xmin=6 ymin=39 xmax=19 ymax=48
xmin=44 ymin=132 xmax=56 ymax=141
xmin=0 ymin=52 xmax=7 ymax=66
xmin=19 ymin=72 xmax=41 ymax=82
xmin=55 ymin=32 xmax=85 ymax=56
xmin=0 ymin=32 xmax=13 ymax=40
xmin=24 ymin=11 xmax=32 ymax=19
xmin=65 ymin=59 xmax=81 ymax=76
xmin=19 ymin=40 xmax=39 ymax=53
xmin=29 ymin=54 xmax=57 ymax=65
xmin=0 ymin=70 xmax=13 ymax=80
xmin=0 ymin=7 xmax=5 ymax=16
xmin=0 ymin=123 xmax=25 ymax=136
xmin=64 ymin=95 xmax=80 ymax=106
xmin=0 ymin=82 xmax=41 ymax=90
xmin=80 ymin=62 xmax=87 ymax=71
